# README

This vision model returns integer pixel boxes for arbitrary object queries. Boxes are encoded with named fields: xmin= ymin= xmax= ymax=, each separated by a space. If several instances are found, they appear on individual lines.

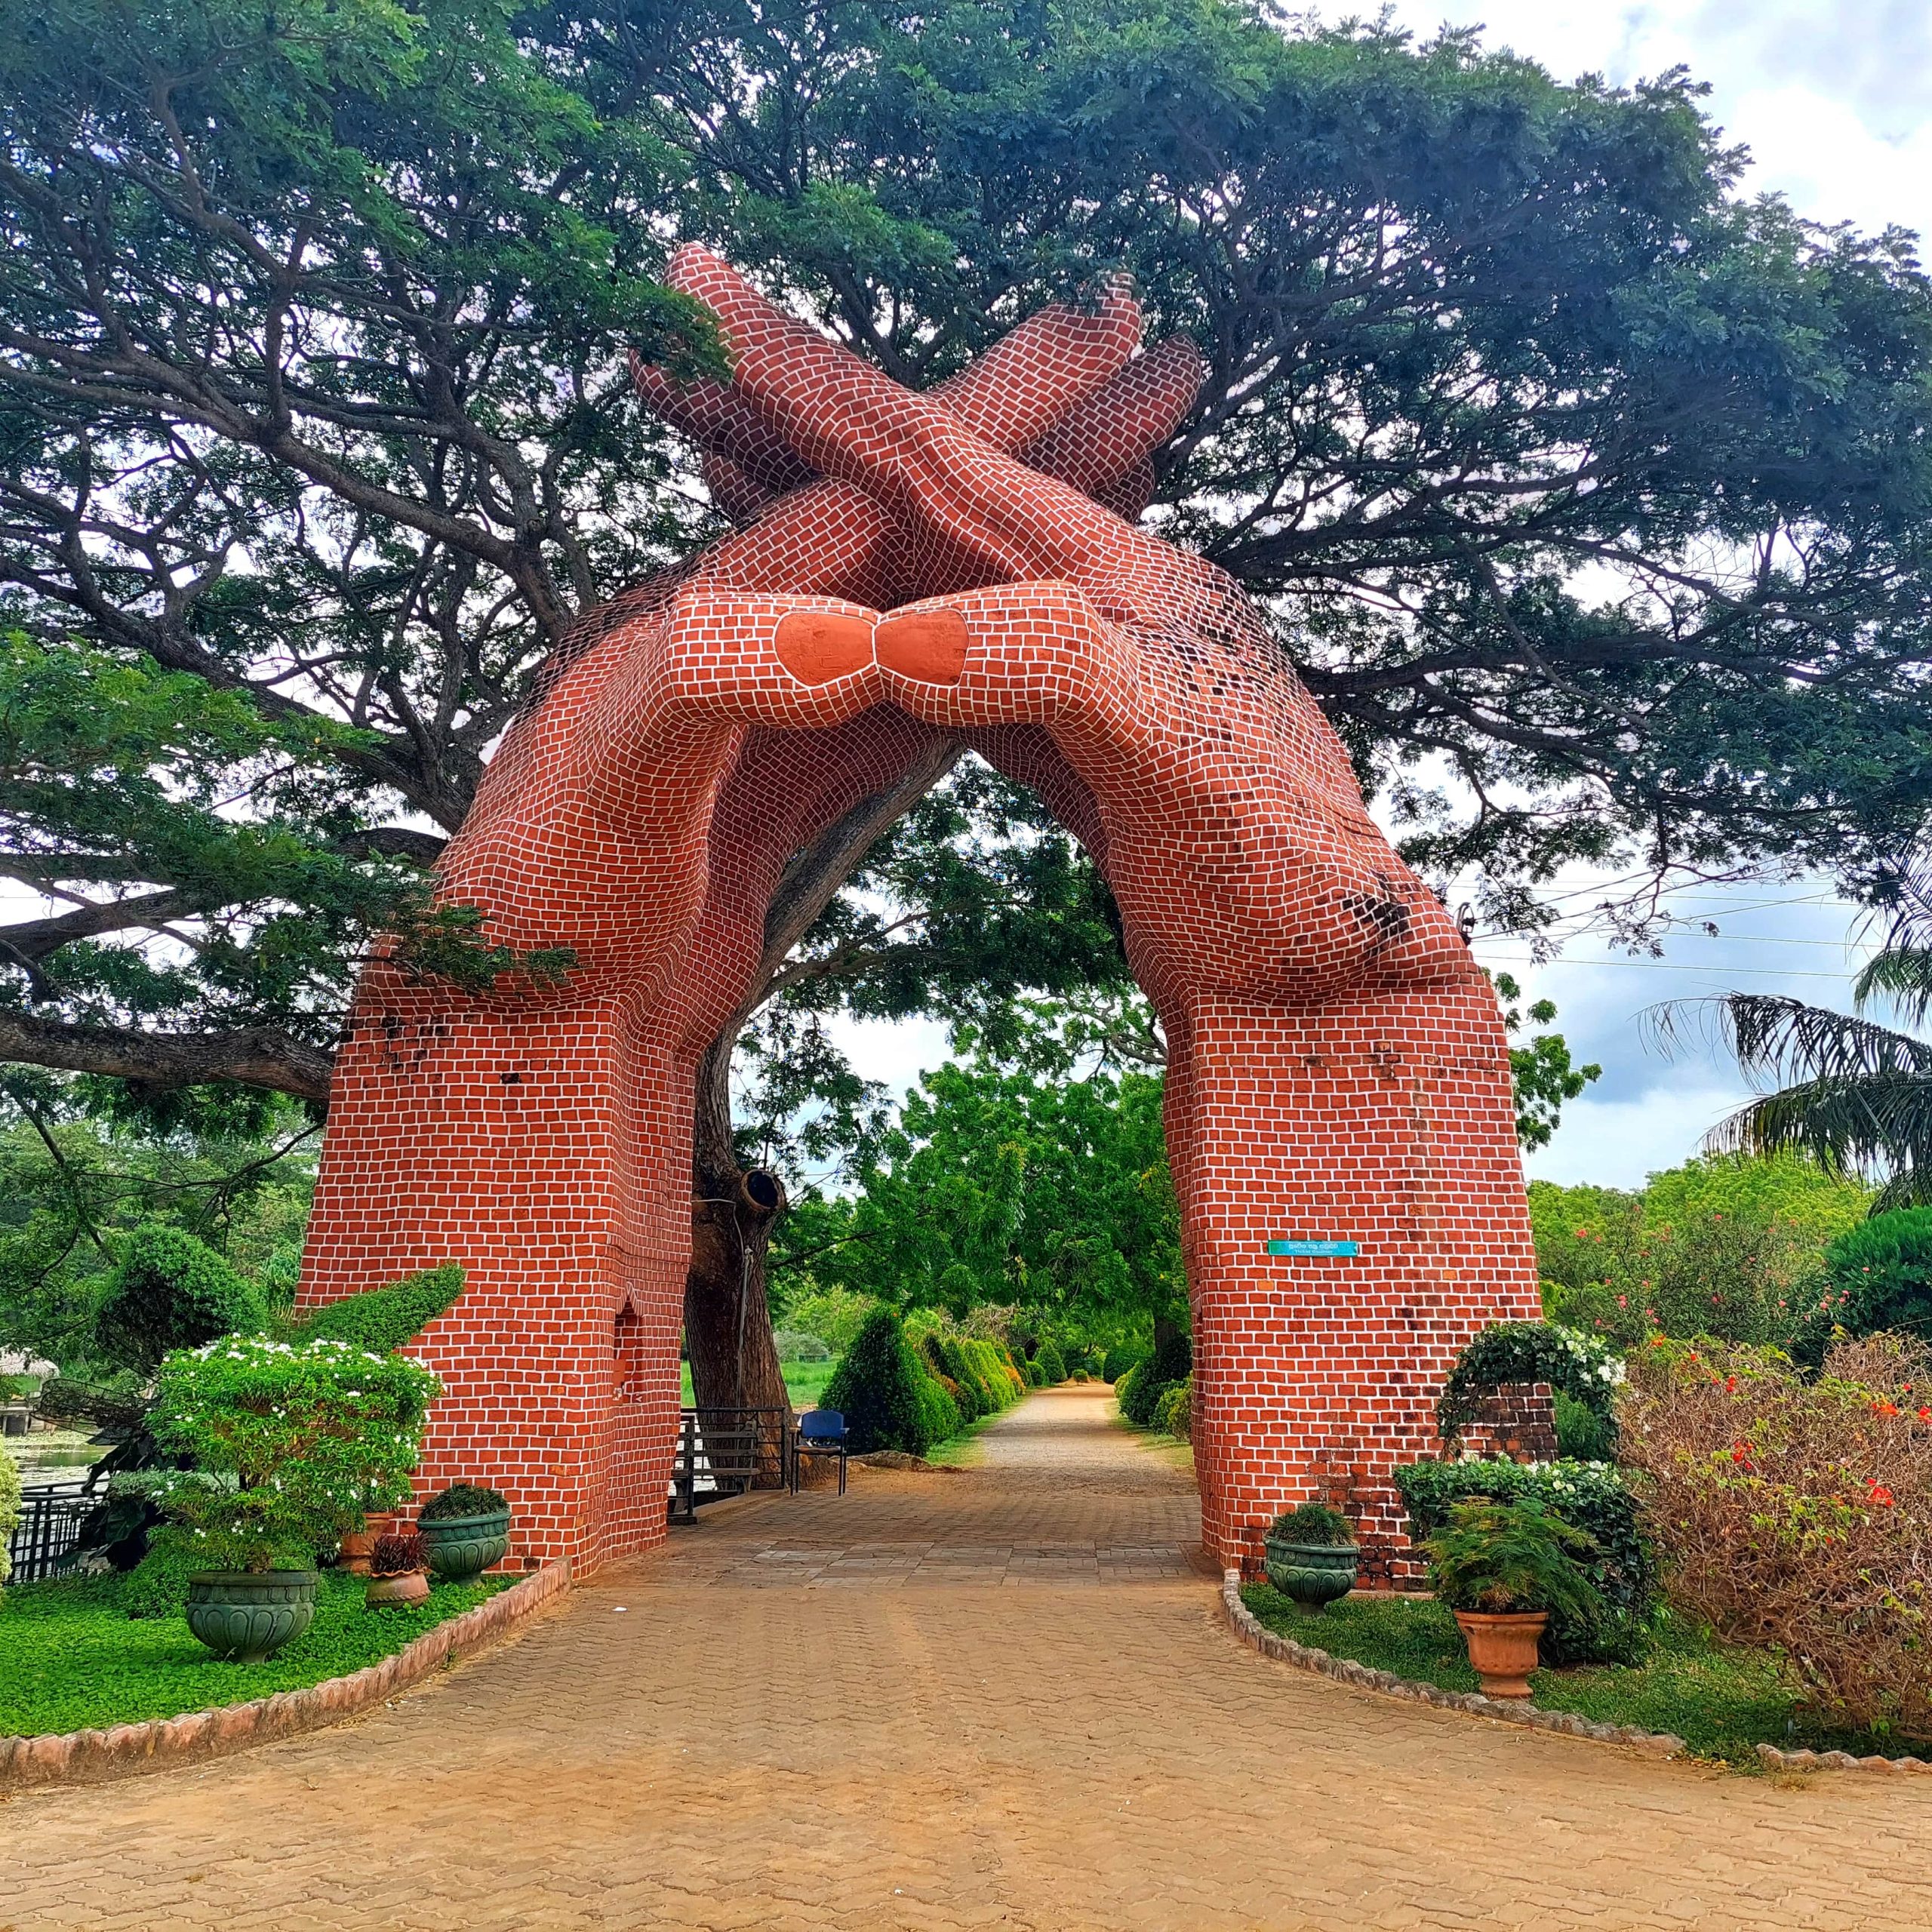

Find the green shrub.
xmin=966 ymin=1338 xmax=1020 ymax=1407
xmin=1149 ymin=1327 xmax=1192 ymax=1386
xmin=420 ymin=1482 xmax=507 ymax=1521
xmin=1554 ymin=1386 xmax=1617 ymax=1461
xmin=0 ymin=1445 xmax=19 ymax=1591
xmin=1268 ymin=1500 xmax=1353 ymax=1546
xmin=285 ymin=1263 xmax=465 ymax=1354
xmin=94 ymin=1221 xmax=267 ymax=1371
xmin=1823 ymin=1208 xmax=1932 ymax=1339
xmin=1101 ymin=1345 xmax=1145 ymax=1384
xmin=1034 ymin=1340 xmax=1067 ymax=1385
xmin=149 ymin=1335 xmax=441 ymax=1571
xmin=1154 ymin=1375 xmax=1191 ymax=1438
xmin=1119 ymin=1360 xmax=1177 ymax=1427
xmin=822 ymin=1310 xmax=954 ymax=1455
xmin=1395 ymin=1458 xmax=1655 ymax=1663
xmin=1421 ymin=1498 xmax=1606 ymax=1623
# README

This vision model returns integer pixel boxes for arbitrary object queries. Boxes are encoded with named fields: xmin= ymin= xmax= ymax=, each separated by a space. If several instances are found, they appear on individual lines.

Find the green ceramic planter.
xmin=184 ymin=1570 xmax=319 ymax=1663
xmin=1263 ymin=1538 xmax=1359 ymax=1613
xmin=419 ymin=1510 xmax=510 ymax=1581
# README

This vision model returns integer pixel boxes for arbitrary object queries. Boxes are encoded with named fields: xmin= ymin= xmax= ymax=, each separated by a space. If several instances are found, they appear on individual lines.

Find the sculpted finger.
xmin=667 ymin=245 xmax=1153 ymax=592
xmin=1020 ymin=335 xmax=1204 ymax=502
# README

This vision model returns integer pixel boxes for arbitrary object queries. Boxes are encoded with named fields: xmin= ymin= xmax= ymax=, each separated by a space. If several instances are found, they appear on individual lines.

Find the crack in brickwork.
xmin=297 ymin=251 xmax=1543 ymax=1580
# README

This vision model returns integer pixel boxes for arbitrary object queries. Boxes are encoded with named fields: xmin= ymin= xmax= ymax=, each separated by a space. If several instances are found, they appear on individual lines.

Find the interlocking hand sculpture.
xmin=301 ymin=249 xmax=1541 ymax=1575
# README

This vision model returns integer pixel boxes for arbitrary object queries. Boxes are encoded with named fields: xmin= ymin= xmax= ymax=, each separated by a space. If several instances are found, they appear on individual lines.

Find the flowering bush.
xmin=148 ymin=1335 xmax=440 ymax=1572
xmin=1620 ymin=1331 xmax=1932 ymax=1737
xmin=1435 ymin=1321 xmax=1623 ymax=1449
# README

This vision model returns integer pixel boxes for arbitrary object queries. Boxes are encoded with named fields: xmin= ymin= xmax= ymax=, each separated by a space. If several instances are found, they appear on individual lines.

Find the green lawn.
xmin=0 ymin=1567 xmax=506 ymax=1739
xmin=1241 ymin=1585 xmax=1932 ymax=1767
xmin=678 ymin=1358 xmax=839 ymax=1409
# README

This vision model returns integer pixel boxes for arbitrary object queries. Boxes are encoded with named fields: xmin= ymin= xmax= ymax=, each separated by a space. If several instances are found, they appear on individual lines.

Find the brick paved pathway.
xmin=4 ymin=1385 xmax=1930 ymax=1930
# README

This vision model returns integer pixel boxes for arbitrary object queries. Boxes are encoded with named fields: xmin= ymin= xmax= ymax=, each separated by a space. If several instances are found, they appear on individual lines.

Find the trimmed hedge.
xmin=287 ymin=1263 xmax=466 ymax=1354
xmin=94 ymin=1222 xmax=266 ymax=1371
xmin=1394 ymin=1458 xmax=1656 ymax=1664
xmin=1154 ymin=1375 xmax=1192 ymax=1438
xmin=1101 ymin=1345 xmax=1145 ymax=1384
xmin=1824 ymin=1208 xmax=1932 ymax=1339
xmin=1033 ymin=1340 xmax=1067 ymax=1385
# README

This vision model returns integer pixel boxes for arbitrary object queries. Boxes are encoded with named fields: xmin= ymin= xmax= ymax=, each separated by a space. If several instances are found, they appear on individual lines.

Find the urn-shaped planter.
xmin=365 ymin=1568 xmax=432 ymax=1608
xmin=419 ymin=1510 xmax=510 ymax=1582
xmin=1454 ymin=1609 xmax=1549 ymax=1697
xmin=184 ymin=1571 xmax=318 ymax=1663
xmin=1263 ymin=1537 xmax=1360 ymax=1613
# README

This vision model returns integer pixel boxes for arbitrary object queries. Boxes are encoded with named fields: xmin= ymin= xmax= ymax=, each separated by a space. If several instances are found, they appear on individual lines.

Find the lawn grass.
xmin=678 ymin=1358 xmax=839 ymax=1409
xmin=0 ymin=1567 xmax=507 ymax=1739
xmin=1241 ymin=1585 xmax=1932 ymax=1767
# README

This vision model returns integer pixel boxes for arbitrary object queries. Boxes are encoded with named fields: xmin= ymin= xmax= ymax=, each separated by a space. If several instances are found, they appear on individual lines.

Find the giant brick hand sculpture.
xmin=300 ymin=248 xmax=1541 ymax=1577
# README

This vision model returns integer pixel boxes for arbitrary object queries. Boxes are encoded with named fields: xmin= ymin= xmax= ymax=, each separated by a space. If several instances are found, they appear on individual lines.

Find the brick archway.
xmin=298 ymin=250 xmax=1541 ymax=1577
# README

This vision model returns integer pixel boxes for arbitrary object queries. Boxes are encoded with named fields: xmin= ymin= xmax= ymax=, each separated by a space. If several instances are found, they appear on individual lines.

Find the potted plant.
xmin=418 ymin=1482 xmax=512 ymax=1580
xmin=365 ymin=1528 xmax=431 ymax=1607
xmin=1262 ymin=1501 xmax=1359 ymax=1612
xmin=149 ymin=1334 xmax=440 ymax=1662
xmin=1421 ymin=1499 xmax=1605 ymax=1698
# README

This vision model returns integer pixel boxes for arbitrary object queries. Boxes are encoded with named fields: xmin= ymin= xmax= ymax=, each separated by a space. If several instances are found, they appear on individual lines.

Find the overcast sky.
xmin=831 ymin=3 xmax=1931 ymax=1195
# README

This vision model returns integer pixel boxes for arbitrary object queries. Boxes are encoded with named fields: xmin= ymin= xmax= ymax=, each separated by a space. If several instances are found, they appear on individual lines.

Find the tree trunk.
xmin=685 ymin=1028 xmax=794 ymax=1483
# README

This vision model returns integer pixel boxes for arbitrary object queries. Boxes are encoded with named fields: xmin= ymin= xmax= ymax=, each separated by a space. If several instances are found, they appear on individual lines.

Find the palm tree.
xmin=1651 ymin=890 xmax=1932 ymax=1211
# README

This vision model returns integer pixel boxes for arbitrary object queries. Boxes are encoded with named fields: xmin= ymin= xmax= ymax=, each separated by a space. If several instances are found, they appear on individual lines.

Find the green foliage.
xmin=0 ymin=1440 xmax=19 ymax=1589
xmin=1033 ymin=1340 xmax=1067 ymax=1386
xmin=149 ymin=1336 xmax=440 ymax=1571
xmin=419 ymin=1483 xmax=508 ymax=1522
xmin=1395 ymin=1460 xmax=1656 ymax=1664
xmin=768 ymin=1286 xmax=879 ymax=1357
xmin=772 ymin=1330 xmax=831 ymax=1362
xmin=1823 ymin=1209 xmax=1932 ymax=1339
xmin=1436 ymin=1321 xmax=1623 ymax=1447
xmin=1421 ymin=1499 xmax=1607 ymax=1625
xmin=1267 ymin=1502 xmax=1353 ymax=1548
xmin=1154 ymin=1377 xmax=1192 ymax=1439
xmin=0 ymin=1084 xmax=317 ymax=1377
xmin=1102 ymin=1346 xmax=1146 ymax=1384
xmin=285 ymin=1265 xmax=465 ymax=1355
xmin=820 ymin=1309 xmax=955 ymax=1456
xmin=1531 ymin=1152 xmax=1869 ymax=1348
xmin=1491 ymin=975 xmax=1601 ymax=1150
xmin=119 ymin=1526 xmax=202 ymax=1620
xmin=777 ymin=1062 xmax=1183 ymax=1343
xmin=1238 ymin=1589 xmax=1917 ymax=1766
xmin=1553 ymin=1388 xmax=1619 ymax=1463
xmin=94 ymin=1222 xmax=268 ymax=1373
xmin=0 ymin=1567 xmax=502 ymax=1737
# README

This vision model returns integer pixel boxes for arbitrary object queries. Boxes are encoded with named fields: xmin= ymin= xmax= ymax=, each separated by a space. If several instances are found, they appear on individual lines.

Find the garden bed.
xmin=1 ymin=1566 xmax=510 ymax=1739
xmin=1240 ymin=1584 xmax=1932 ymax=1768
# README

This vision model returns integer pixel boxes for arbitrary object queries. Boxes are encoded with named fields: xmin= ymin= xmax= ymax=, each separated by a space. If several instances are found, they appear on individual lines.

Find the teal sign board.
xmin=1266 ymin=1238 xmax=1359 ymax=1258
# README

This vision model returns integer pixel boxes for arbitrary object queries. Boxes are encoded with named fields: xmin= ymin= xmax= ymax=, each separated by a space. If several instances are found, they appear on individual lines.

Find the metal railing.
xmin=7 ymin=1481 xmax=92 ymax=1585
xmin=667 ymin=1406 xmax=792 ymax=1524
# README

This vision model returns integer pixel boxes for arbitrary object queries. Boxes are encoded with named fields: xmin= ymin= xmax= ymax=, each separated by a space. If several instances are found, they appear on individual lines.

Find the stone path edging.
xmin=1220 ymin=1571 xmax=1684 ymax=1761
xmin=0 ymin=1562 xmax=569 ymax=1792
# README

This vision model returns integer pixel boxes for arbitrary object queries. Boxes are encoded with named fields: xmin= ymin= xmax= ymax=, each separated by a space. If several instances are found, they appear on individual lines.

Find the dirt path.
xmin=2 ymin=1384 xmax=1927 ymax=1930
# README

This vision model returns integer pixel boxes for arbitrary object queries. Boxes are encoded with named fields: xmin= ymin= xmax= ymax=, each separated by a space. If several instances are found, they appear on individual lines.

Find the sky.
xmin=829 ymin=2 xmax=1932 ymax=1194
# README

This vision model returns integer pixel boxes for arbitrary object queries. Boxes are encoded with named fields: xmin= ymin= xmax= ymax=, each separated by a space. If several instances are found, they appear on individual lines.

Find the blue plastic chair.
xmin=792 ymin=1408 xmax=849 ymax=1494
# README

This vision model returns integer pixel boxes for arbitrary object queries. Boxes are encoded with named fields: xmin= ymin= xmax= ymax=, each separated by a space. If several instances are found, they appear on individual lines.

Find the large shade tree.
xmin=5 ymin=0 xmax=1932 ymax=1404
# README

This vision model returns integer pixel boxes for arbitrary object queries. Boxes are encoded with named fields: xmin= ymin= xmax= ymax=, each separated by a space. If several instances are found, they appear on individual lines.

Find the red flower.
xmin=1918 ymin=1407 xmax=1930 ymax=1426
xmin=1725 ymin=1376 xmax=1739 ymax=1393
xmin=1868 ymin=1481 xmax=1897 ymax=1508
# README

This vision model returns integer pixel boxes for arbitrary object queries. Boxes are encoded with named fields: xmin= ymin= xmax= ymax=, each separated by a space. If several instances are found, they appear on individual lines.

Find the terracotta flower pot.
xmin=1454 ymin=1608 xmax=1549 ymax=1698
xmin=366 ymin=1568 xmax=432 ymax=1608
xmin=337 ymin=1530 xmax=375 ymax=1576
